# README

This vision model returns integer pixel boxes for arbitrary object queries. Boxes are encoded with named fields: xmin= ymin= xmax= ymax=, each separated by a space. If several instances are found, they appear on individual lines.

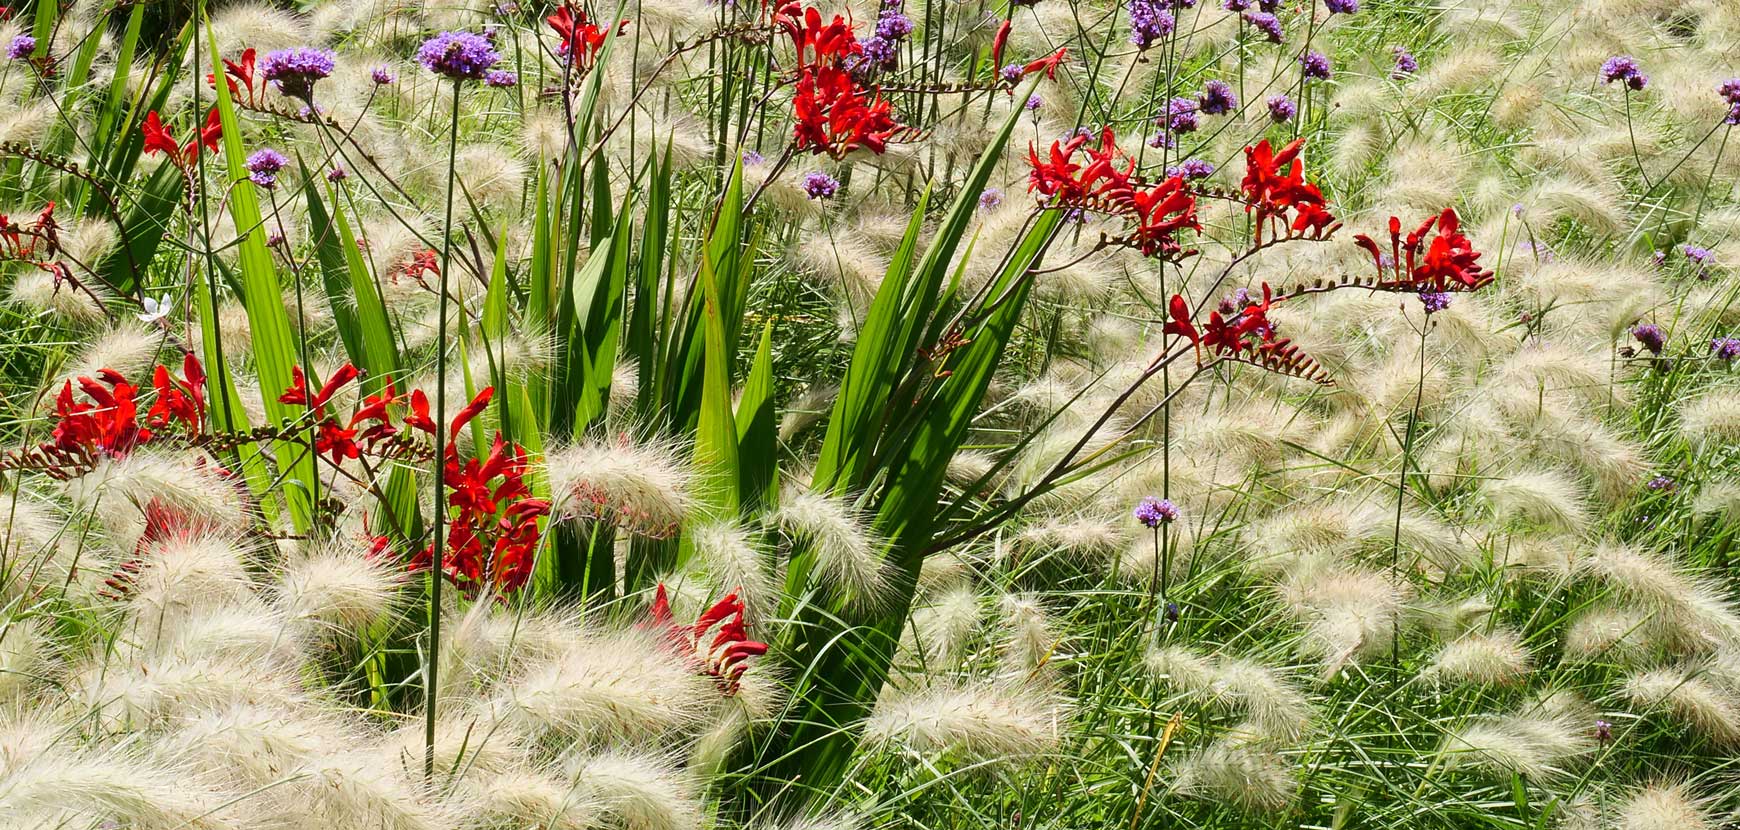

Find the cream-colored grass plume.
xmin=65 ymin=449 xmax=251 ymax=551
xmin=1439 ymin=708 xmax=1592 ymax=778
xmin=1579 ymin=543 xmax=1740 ymax=652
xmin=47 ymin=323 xmax=165 ymax=394
xmin=7 ymin=268 xmax=113 ymax=326
xmin=685 ymin=520 xmax=776 ymax=617
xmin=445 ymin=606 xmax=579 ymax=694
xmin=1279 ymin=566 xmax=1405 ymax=678
xmin=501 ymin=626 xmax=716 ymax=744
xmin=0 ymin=492 xmax=72 ymax=602
xmin=1519 ymin=177 xmax=1627 ymax=236
xmin=1479 ymin=468 xmax=1591 ymax=533
xmin=123 ymin=522 xmax=255 ymax=624
xmin=563 ymin=751 xmax=700 ymax=830
xmin=0 ymin=618 xmax=45 ymax=699
xmin=1014 ymin=514 xmax=1128 ymax=566
xmin=1680 ymin=385 xmax=1740 ymax=447
xmin=997 ymin=593 xmax=1059 ymax=679
xmin=772 ymin=487 xmax=894 ymax=610
xmin=864 ymin=681 xmax=1066 ymax=763
xmin=1623 ymin=668 xmax=1740 ymax=746
xmin=1564 ymin=604 xmax=1661 ymax=665
xmin=1427 ymin=628 xmax=1533 ymax=686
xmin=273 ymin=535 xmax=403 ymax=633
xmin=0 ymin=739 xmax=230 ymax=829
xmin=544 ymin=437 xmax=693 ymax=537
xmin=1169 ymin=736 xmax=1298 ymax=814
xmin=794 ymin=228 xmax=888 ymax=304
xmin=1693 ymin=480 xmax=1740 ymax=522
xmin=902 ymin=584 xmax=981 ymax=669
xmin=1147 ymin=647 xmax=1315 ymax=741
xmin=1618 ymin=783 xmax=1713 ymax=830
xmin=472 ymin=768 xmax=599 ymax=830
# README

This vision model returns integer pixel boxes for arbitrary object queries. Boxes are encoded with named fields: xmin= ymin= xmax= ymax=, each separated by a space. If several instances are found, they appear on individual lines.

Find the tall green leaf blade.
xmin=735 ymin=321 xmax=778 ymax=515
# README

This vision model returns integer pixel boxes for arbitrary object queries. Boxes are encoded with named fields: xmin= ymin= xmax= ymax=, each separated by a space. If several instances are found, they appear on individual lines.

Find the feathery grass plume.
xmin=74 ymin=646 xmax=299 ymax=729
xmin=273 ymin=536 xmax=403 ymax=633
xmin=1014 ymin=514 xmax=1128 ymax=566
xmin=1519 ymin=178 xmax=1627 ymax=236
xmin=1680 ymin=385 xmax=1740 ymax=448
xmin=122 ymin=518 xmax=255 ymax=624
xmin=544 ymin=437 xmax=693 ymax=538
xmin=1623 ymin=668 xmax=1740 ymax=746
xmin=446 ymin=606 xmax=580 ymax=695
xmin=499 ymin=625 xmax=716 ymax=744
xmin=1579 ymin=543 xmax=1740 ymax=651
xmin=1618 ymin=783 xmax=1712 ymax=830
xmin=45 ymin=323 xmax=164 ymax=394
xmin=1427 ymin=628 xmax=1534 ymax=686
xmin=901 ymin=584 xmax=981 ymax=670
xmin=296 ymin=747 xmax=460 ymax=830
xmin=0 ymin=618 xmax=45 ymax=699
xmin=0 ymin=739 xmax=230 ymax=829
xmin=1244 ymin=498 xmax=1474 ymax=575
xmin=793 ymin=228 xmax=888 ymax=304
xmin=563 ymin=751 xmax=700 ymax=830
xmin=996 ymin=593 xmax=1058 ymax=680
xmin=0 ymin=492 xmax=72 ymax=602
xmin=1174 ymin=399 xmax=1312 ymax=467
xmin=1146 ymin=647 xmax=1314 ymax=741
xmin=155 ymin=601 xmax=305 ymax=668
xmin=1693 ymin=480 xmax=1740 ymax=522
xmin=1479 ymin=468 xmax=1591 ymax=533
xmin=777 ymin=384 xmax=837 ymax=443
xmin=684 ymin=520 xmax=775 ymax=617
xmin=1522 ymin=414 xmax=1648 ymax=501
xmin=772 ymin=487 xmax=894 ymax=610
xmin=383 ymin=708 xmax=524 ymax=779
xmin=65 ymin=449 xmax=251 ymax=548
xmin=1493 ymin=341 xmax=1617 ymax=410
xmin=1439 ymin=708 xmax=1593 ymax=779
xmin=863 ymin=681 xmax=1066 ymax=764
xmin=8 ymin=268 xmax=112 ymax=325
xmin=1279 ymin=566 xmax=1404 ymax=678
xmin=1565 ymin=604 xmax=1662 ymax=665
xmin=160 ymin=702 xmax=345 ymax=787
xmin=1169 ymin=736 xmax=1299 ymax=814
xmin=471 ymin=768 xmax=600 ymax=830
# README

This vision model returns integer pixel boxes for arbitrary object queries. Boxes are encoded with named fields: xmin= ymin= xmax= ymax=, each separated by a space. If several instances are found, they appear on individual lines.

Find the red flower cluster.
xmin=645 ymin=584 xmax=769 ymax=695
xmin=278 ymin=363 xmax=361 ymax=463
xmin=0 ymin=202 xmax=60 ymax=261
xmin=401 ymin=387 xmax=550 ymax=598
xmin=52 ymin=370 xmax=150 ymax=458
xmin=1240 ymin=138 xmax=1336 ymax=244
xmin=141 ymin=109 xmax=223 ymax=169
xmin=208 ymin=48 xmax=259 ymax=104
xmin=779 ymin=4 xmax=899 ymax=157
xmin=1027 ymin=129 xmax=1200 ymax=256
xmin=1164 ymin=284 xmax=1332 ymax=383
xmin=147 ymin=353 xmax=207 ymax=437
xmin=547 ymin=6 xmax=629 ymax=70
xmin=1352 ymin=208 xmax=1492 ymax=292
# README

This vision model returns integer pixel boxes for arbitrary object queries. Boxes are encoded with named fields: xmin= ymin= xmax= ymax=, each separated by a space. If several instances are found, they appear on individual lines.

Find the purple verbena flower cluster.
xmin=1721 ymin=78 xmax=1740 ymax=125
xmin=245 ymin=148 xmax=289 ymax=189
xmin=7 ymin=35 xmax=35 ymax=62
xmin=484 ymin=69 xmax=518 ymax=87
xmin=417 ymin=31 xmax=502 ymax=81
xmin=1134 ymin=496 xmax=1179 ymax=528
xmin=1266 ymin=94 xmax=1296 ymax=122
xmin=1630 ymin=323 xmax=1665 ymax=355
xmin=803 ymin=171 xmax=840 ymax=200
xmin=1166 ymin=159 xmax=1215 ymax=180
xmin=1165 ymin=97 xmax=1199 ymax=133
xmin=1392 ymin=46 xmax=1417 ymax=78
xmin=979 ymin=188 xmax=1004 ymax=210
xmin=1418 ymin=289 xmax=1451 ymax=314
xmin=1243 ymin=11 xmax=1283 ymax=42
xmin=1713 ymin=337 xmax=1740 ymax=361
xmin=261 ymin=47 xmax=337 ymax=100
xmin=1198 ymin=79 xmax=1237 ymax=115
xmin=1129 ymin=0 xmax=1176 ymax=49
xmin=1601 ymin=55 xmax=1647 ymax=90
xmin=1324 ymin=0 xmax=1358 ymax=14
xmin=1300 ymin=51 xmax=1333 ymax=81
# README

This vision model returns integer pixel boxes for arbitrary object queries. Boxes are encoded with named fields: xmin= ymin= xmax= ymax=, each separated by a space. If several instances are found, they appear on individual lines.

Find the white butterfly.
xmin=137 ymin=295 xmax=170 ymax=324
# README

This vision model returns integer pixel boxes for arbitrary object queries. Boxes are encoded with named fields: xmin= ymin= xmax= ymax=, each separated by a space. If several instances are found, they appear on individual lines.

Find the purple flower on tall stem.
xmin=1418 ymin=290 xmax=1451 ymax=314
xmin=1299 ymin=51 xmax=1333 ymax=81
xmin=1025 ymin=94 xmax=1043 ymax=111
xmin=1243 ymin=11 xmax=1284 ymax=42
xmin=1222 ymin=0 xmax=1250 ymax=9
xmin=742 ymin=149 xmax=764 ymax=165
xmin=1684 ymin=244 xmax=1715 ymax=265
xmin=1713 ymin=337 xmax=1740 ymax=361
xmin=1164 ymin=97 xmax=1199 ymax=133
xmin=979 ymin=188 xmax=1003 ymax=210
xmin=803 ymin=171 xmax=840 ymax=200
xmin=1392 ymin=47 xmax=1417 ymax=78
xmin=1135 ymin=496 xmax=1179 ymax=528
xmin=417 ymin=31 xmax=502 ymax=80
xmin=245 ymin=148 xmax=288 ymax=188
xmin=371 ymin=65 xmax=397 ymax=85
xmin=260 ymin=47 xmax=336 ymax=100
xmin=1129 ymin=0 xmax=1176 ymax=49
xmin=484 ymin=69 xmax=518 ymax=87
xmin=1630 ymin=323 xmax=1665 ymax=355
xmin=7 ymin=35 xmax=36 ymax=61
xmin=1266 ymin=94 xmax=1296 ymax=122
xmin=1166 ymin=159 xmax=1215 ymax=180
xmin=326 ymin=165 xmax=348 ymax=182
xmin=1324 ymin=0 xmax=1358 ymax=13
xmin=1600 ymin=55 xmax=1647 ymax=90
xmin=999 ymin=63 xmax=1024 ymax=84
xmin=1197 ymin=79 xmax=1237 ymax=115
xmin=1646 ymin=475 xmax=1676 ymax=492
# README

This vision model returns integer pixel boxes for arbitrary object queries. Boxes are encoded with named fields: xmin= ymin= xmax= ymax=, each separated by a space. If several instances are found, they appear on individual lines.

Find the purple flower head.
xmin=1165 ymin=97 xmax=1199 ymax=133
xmin=1631 ymin=323 xmax=1665 ymax=355
xmin=1713 ymin=337 xmax=1740 ymax=361
xmin=260 ymin=47 xmax=336 ymax=100
xmin=1025 ymin=94 xmax=1043 ymax=111
xmin=1164 ymin=601 xmax=1180 ymax=623
xmin=803 ymin=171 xmax=840 ymax=200
xmin=979 ymin=188 xmax=1004 ymax=210
xmin=1129 ymin=0 xmax=1176 ymax=49
xmin=1392 ymin=46 xmax=1417 ymax=78
xmin=875 ymin=10 xmax=914 ymax=40
xmin=1243 ymin=11 xmax=1284 ymax=42
xmin=484 ymin=69 xmax=518 ymax=87
xmin=1720 ymin=78 xmax=1740 ymax=106
xmin=1217 ymin=287 xmax=1252 ymax=316
xmin=1166 ymin=158 xmax=1216 ymax=180
xmin=1651 ymin=249 xmax=1668 ymax=267
xmin=417 ymin=31 xmax=502 ymax=80
xmin=1684 ymin=244 xmax=1715 ymax=265
xmin=1134 ymin=496 xmax=1180 ymax=528
xmin=855 ymin=36 xmax=898 ymax=73
xmin=1418 ymin=289 xmax=1451 ymax=314
xmin=1147 ymin=131 xmax=1177 ymax=149
xmin=1324 ymin=0 xmax=1358 ymax=13
xmin=1727 ymin=102 xmax=1740 ymax=127
xmin=266 ymin=230 xmax=286 ymax=247
xmin=245 ymin=148 xmax=288 ymax=188
xmin=999 ymin=63 xmax=1024 ymax=84
xmin=1600 ymin=55 xmax=1647 ymax=90
xmin=742 ymin=149 xmax=765 ymax=165
xmin=7 ymin=35 xmax=35 ymax=61
xmin=326 ymin=165 xmax=348 ymax=182
xmin=1266 ymin=94 xmax=1296 ymax=122
xmin=1595 ymin=719 xmax=1612 ymax=743
xmin=1300 ymin=50 xmax=1333 ymax=81
xmin=1222 ymin=0 xmax=1250 ymax=9
xmin=1646 ymin=474 xmax=1676 ymax=492
xmin=1198 ymin=79 xmax=1237 ymax=115
xmin=371 ymin=65 xmax=396 ymax=85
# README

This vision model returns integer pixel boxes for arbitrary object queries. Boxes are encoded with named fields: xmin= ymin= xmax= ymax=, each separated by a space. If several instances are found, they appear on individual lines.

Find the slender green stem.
xmin=425 ymin=78 xmax=463 ymax=781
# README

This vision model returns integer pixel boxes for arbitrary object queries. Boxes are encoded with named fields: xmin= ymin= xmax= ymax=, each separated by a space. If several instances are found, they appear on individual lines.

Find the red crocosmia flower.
xmin=547 ymin=5 xmax=629 ymax=69
xmin=147 ymin=354 xmax=207 ymax=435
xmin=1240 ymin=138 xmax=1335 ymax=244
xmin=781 ymin=6 xmax=861 ymax=69
xmin=314 ymin=420 xmax=360 ymax=463
xmin=207 ymin=48 xmax=257 ymax=102
xmin=140 ymin=111 xmax=182 ymax=160
xmin=1026 ymin=132 xmax=1097 ymax=200
xmin=1352 ymin=207 xmax=1491 ymax=292
xmin=1122 ymin=175 xmax=1200 ymax=256
xmin=350 ymin=375 xmax=405 ymax=446
xmin=990 ymin=20 xmax=1012 ymax=70
xmin=448 ymin=387 xmax=494 ymax=440
xmin=1020 ymin=47 xmax=1068 ymax=80
xmin=405 ymin=389 xmax=438 ymax=435
xmin=140 ymin=109 xmax=224 ymax=168
xmin=53 ymin=371 xmax=150 ymax=458
xmin=412 ymin=397 xmax=545 ymax=599
xmin=644 ymin=584 xmax=769 ymax=695
xmin=1163 ymin=294 xmax=1200 ymax=348
xmin=792 ymin=64 xmax=898 ymax=157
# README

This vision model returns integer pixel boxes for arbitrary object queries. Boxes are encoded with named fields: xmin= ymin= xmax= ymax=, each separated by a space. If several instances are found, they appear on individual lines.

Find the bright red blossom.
xmin=140 ymin=109 xmax=223 ymax=168
xmin=1026 ymin=129 xmax=1200 ymax=256
xmin=547 ymin=6 xmax=629 ymax=69
xmin=1240 ymin=138 xmax=1337 ymax=243
xmin=645 ymin=584 xmax=769 ymax=695
xmin=53 ymin=370 xmax=150 ymax=458
xmin=1352 ymin=207 xmax=1492 ymax=292
xmin=781 ymin=5 xmax=900 ymax=158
